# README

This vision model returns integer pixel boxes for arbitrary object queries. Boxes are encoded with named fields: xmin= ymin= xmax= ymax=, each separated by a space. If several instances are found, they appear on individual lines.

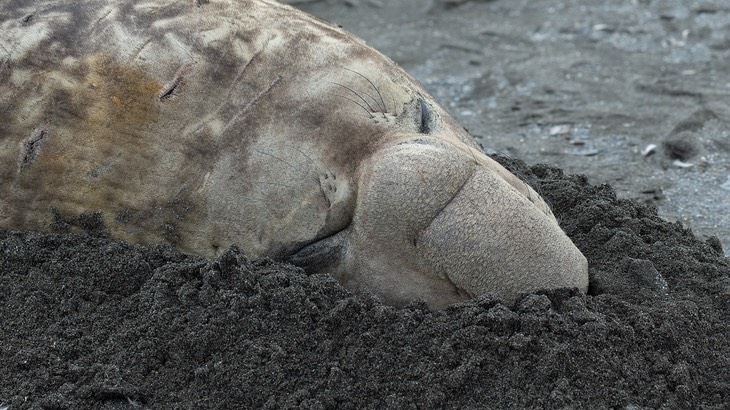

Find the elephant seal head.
xmin=0 ymin=0 xmax=588 ymax=309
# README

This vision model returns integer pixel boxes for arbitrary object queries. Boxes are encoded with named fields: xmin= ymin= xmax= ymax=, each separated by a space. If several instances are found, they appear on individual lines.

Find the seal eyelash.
xmin=390 ymin=91 xmax=398 ymax=117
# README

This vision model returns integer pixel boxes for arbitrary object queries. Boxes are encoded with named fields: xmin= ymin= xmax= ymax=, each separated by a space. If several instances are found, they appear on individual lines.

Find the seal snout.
xmin=344 ymin=136 xmax=588 ymax=309
xmin=417 ymin=164 xmax=589 ymax=307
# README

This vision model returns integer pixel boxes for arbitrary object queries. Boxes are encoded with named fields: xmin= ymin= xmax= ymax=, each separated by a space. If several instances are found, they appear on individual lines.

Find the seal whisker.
xmin=344 ymin=67 xmax=387 ymax=114
xmin=332 ymin=82 xmax=378 ymax=114
xmin=253 ymin=149 xmax=307 ymax=175
xmin=467 ymin=146 xmax=480 ymax=166
xmin=92 ymin=9 xmax=114 ymax=29
xmin=259 ymin=181 xmax=303 ymax=189
xmin=291 ymin=146 xmax=333 ymax=178
xmin=333 ymin=93 xmax=376 ymax=118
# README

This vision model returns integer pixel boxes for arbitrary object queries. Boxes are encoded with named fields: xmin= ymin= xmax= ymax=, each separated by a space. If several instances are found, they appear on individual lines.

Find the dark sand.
xmin=2 ymin=159 xmax=729 ymax=409
xmin=3 ymin=0 xmax=730 ymax=409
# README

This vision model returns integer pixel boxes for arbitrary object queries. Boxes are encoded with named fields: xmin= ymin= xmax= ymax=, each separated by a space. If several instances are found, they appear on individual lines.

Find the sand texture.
xmin=2 ymin=160 xmax=728 ymax=409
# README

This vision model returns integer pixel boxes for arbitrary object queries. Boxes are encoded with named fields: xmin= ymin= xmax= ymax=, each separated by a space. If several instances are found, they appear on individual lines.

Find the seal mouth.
xmin=282 ymin=226 xmax=350 ymax=272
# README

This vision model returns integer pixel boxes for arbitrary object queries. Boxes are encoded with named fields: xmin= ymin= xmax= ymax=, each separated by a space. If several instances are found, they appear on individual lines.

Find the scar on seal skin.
xmin=0 ymin=0 xmax=588 ymax=310
xmin=20 ymin=128 xmax=49 ymax=170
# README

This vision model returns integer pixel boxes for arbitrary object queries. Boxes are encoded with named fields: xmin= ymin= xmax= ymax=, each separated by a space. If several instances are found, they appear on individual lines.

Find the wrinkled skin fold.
xmin=0 ymin=0 xmax=588 ymax=309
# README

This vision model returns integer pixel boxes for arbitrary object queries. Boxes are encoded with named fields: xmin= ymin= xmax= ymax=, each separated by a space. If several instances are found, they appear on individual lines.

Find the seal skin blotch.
xmin=0 ymin=0 xmax=588 ymax=310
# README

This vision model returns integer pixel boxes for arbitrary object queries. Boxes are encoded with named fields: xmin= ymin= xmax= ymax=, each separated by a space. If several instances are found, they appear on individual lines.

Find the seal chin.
xmin=329 ymin=135 xmax=588 ymax=309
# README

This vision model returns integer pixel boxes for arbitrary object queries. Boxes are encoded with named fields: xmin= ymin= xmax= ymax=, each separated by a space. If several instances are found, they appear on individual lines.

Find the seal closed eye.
xmin=0 ymin=0 xmax=588 ymax=310
xmin=418 ymin=98 xmax=432 ymax=134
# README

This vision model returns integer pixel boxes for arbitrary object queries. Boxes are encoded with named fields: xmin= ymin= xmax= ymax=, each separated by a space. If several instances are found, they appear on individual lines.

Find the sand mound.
xmin=1 ymin=161 xmax=728 ymax=409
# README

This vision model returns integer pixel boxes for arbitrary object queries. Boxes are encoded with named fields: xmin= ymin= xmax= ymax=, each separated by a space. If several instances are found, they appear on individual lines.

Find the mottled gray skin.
xmin=0 ymin=0 xmax=588 ymax=309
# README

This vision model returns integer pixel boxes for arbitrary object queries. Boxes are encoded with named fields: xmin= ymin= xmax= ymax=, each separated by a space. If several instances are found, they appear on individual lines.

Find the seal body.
xmin=0 ymin=0 xmax=588 ymax=309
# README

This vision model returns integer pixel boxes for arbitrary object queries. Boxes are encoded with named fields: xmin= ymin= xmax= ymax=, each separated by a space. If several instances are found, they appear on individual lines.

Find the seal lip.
xmin=283 ymin=226 xmax=350 ymax=272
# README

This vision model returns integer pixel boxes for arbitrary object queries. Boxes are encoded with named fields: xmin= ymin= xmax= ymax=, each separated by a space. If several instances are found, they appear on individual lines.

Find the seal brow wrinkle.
xmin=92 ymin=9 xmax=114 ymax=29
xmin=221 ymin=75 xmax=283 ymax=134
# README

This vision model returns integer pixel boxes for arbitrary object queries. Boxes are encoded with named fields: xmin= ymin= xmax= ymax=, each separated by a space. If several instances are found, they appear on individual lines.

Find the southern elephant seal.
xmin=0 ymin=0 xmax=588 ymax=309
